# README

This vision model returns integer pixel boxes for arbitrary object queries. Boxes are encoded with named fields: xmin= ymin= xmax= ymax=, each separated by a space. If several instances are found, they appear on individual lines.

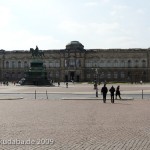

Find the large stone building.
xmin=0 ymin=41 xmax=150 ymax=83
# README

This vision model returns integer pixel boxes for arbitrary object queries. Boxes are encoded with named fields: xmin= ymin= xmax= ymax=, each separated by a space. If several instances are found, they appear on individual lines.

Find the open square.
xmin=0 ymin=83 xmax=150 ymax=150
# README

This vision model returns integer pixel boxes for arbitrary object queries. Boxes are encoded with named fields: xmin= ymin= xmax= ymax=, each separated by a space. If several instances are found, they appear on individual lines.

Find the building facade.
xmin=0 ymin=41 xmax=150 ymax=83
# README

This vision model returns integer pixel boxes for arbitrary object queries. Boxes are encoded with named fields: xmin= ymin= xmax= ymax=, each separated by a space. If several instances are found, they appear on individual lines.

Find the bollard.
xmin=142 ymin=89 xmax=143 ymax=99
xmin=96 ymin=88 xmax=98 ymax=97
xmin=46 ymin=90 xmax=48 ymax=99
xmin=35 ymin=90 xmax=36 ymax=99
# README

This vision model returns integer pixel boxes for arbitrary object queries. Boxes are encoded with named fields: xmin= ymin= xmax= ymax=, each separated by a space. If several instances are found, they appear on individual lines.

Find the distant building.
xmin=0 ymin=41 xmax=150 ymax=83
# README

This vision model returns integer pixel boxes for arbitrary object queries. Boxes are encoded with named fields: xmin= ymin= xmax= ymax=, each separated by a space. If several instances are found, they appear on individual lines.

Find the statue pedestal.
xmin=20 ymin=59 xmax=52 ymax=86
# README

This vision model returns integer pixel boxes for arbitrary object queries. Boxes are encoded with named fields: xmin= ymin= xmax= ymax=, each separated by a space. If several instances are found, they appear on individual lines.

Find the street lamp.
xmin=95 ymin=68 xmax=98 ymax=97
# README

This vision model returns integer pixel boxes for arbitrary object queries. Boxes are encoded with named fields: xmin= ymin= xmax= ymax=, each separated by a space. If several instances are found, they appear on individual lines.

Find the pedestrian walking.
xmin=58 ymin=81 xmax=60 ymax=87
xmin=109 ymin=86 xmax=115 ymax=103
xmin=66 ymin=82 xmax=68 ymax=88
xmin=101 ymin=84 xmax=108 ymax=103
xmin=116 ymin=85 xmax=121 ymax=99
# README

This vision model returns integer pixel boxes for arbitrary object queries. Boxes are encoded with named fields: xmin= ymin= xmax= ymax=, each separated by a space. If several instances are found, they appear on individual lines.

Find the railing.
xmin=0 ymin=91 xmax=149 ymax=100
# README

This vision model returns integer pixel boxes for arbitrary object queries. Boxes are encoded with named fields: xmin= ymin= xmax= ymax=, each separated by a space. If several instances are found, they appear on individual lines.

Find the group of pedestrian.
xmin=101 ymin=84 xmax=121 ymax=103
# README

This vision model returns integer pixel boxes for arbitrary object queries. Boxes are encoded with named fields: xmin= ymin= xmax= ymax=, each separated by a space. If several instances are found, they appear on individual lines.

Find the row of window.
xmin=87 ymin=72 xmax=125 ymax=79
xmin=4 ymin=61 xmax=61 ymax=68
xmin=5 ymin=61 xmax=28 ymax=68
xmin=87 ymin=71 xmax=147 ymax=79
xmin=85 ymin=60 xmax=147 ymax=68
xmin=4 ymin=59 xmax=147 ymax=68
xmin=5 ymin=60 xmax=79 ymax=68
xmin=65 ymin=59 xmax=81 ymax=67
xmin=4 ymin=72 xmax=60 ymax=79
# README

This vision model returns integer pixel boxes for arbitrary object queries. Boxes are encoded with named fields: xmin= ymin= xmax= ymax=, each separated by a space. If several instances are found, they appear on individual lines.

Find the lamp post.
xmin=95 ymin=68 xmax=98 ymax=97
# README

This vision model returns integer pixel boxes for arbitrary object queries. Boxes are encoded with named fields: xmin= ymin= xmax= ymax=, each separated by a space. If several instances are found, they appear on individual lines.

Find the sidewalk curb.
xmin=0 ymin=97 xmax=24 ymax=100
xmin=61 ymin=97 xmax=134 ymax=100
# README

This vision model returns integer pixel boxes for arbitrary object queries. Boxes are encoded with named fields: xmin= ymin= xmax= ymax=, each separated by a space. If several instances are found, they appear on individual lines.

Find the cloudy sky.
xmin=0 ymin=0 xmax=150 ymax=50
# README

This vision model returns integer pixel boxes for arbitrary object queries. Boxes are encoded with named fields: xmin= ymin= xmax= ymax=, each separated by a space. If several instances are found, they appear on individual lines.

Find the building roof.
xmin=66 ymin=41 xmax=84 ymax=51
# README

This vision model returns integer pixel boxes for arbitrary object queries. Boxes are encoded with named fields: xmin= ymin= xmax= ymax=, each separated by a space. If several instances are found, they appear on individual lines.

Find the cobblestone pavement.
xmin=0 ymin=83 xmax=150 ymax=150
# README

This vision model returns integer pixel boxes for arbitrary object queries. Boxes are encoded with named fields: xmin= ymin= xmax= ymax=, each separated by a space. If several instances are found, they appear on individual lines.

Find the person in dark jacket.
xmin=101 ymin=84 xmax=108 ymax=103
xmin=66 ymin=82 xmax=68 ymax=88
xmin=116 ymin=85 xmax=121 ymax=99
xmin=109 ymin=86 xmax=115 ymax=103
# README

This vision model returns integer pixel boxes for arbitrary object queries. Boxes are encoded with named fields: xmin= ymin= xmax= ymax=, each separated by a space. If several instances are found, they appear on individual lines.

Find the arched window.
xmin=114 ymin=60 xmax=118 ymax=67
xmin=100 ymin=72 xmax=104 ymax=79
xmin=127 ymin=72 xmax=131 ymax=80
xmin=18 ymin=72 xmax=22 ymax=78
xmin=69 ymin=58 xmax=76 ymax=67
xmin=142 ymin=60 xmax=146 ymax=68
xmin=56 ymin=71 xmax=59 ymax=78
xmin=120 ymin=60 xmax=125 ymax=67
xmin=6 ymin=72 xmax=9 ymax=78
xmin=121 ymin=72 xmax=125 ymax=78
xmin=12 ymin=72 xmax=15 ymax=78
xmin=49 ymin=71 xmax=53 ymax=78
xmin=128 ymin=60 xmax=131 ymax=68
xmin=107 ymin=72 xmax=111 ymax=78
xmin=100 ymin=60 xmax=104 ymax=67
xmin=107 ymin=60 xmax=111 ymax=67
xmin=18 ymin=61 xmax=21 ymax=68
xmin=55 ymin=60 xmax=60 ymax=67
xmin=92 ymin=60 xmax=97 ymax=67
xmin=49 ymin=60 xmax=54 ymax=67
xmin=49 ymin=59 xmax=60 ymax=68
xmin=12 ymin=61 xmax=15 ymax=68
xmin=6 ymin=61 xmax=9 ymax=68
xmin=76 ymin=59 xmax=81 ymax=67
xmin=87 ymin=74 xmax=90 ymax=79
xmin=114 ymin=72 xmax=118 ymax=78
xmin=143 ymin=71 xmax=146 ymax=75
xmin=89 ymin=60 xmax=92 ymax=67
xmin=85 ymin=60 xmax=89 ymax=67
xmin=24 ymin=61 xmax=28 ymax=68
xmin=135 ymin=60 xmax=139 ymax=67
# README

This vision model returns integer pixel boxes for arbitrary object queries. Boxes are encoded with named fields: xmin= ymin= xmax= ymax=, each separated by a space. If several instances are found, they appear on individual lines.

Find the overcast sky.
xmin=0 ymin=0 xmax=150 ymax=50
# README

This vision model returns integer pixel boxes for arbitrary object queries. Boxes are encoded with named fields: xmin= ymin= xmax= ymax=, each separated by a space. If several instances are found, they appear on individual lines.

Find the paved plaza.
xmin=0 ymin=83 xmax=150 ymax=150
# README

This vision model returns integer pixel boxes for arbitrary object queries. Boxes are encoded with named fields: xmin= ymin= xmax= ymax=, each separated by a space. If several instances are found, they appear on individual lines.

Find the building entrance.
xmin=65 ymin=75 xmax=68 ymax=82
xmin=70 ymin=72 xmax=75 ymax=81
xmin=77 ymin=75 xmax=80 ymax=82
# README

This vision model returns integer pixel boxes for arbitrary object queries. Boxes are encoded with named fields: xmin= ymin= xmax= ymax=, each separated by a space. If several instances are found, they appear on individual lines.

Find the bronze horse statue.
xmin=30 ymin=46 xmax=44 ymax=57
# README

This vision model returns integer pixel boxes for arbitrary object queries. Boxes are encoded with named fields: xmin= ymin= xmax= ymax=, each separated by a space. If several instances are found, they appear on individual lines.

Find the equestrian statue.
xmin=30 ymin=46 xmax=44 ymax=57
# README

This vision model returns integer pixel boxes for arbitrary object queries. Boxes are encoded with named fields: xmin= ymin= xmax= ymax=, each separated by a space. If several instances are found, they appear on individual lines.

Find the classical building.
xmin=0 ymin=41 xmax=150 ymax=83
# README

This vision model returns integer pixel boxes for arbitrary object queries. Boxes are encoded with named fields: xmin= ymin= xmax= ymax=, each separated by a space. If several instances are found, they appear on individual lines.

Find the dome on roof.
xmin=66 ymin=41 xmax=82 ymax=46
xmin=66 ymin=41 xmax=84 ymax=51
